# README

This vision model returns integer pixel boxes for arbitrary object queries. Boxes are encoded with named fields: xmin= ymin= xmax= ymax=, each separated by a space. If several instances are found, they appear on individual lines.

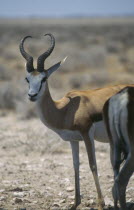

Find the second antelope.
xmin=103 ymin=87 xmax=134 ymax=210
xmin=20 ymin=33 xmax=134 ymax=209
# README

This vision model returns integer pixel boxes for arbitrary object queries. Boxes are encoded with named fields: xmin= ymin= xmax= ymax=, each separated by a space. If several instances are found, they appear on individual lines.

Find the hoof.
xmin=97 ymin=198 xmax=105 ymax=210
xmin=69 ymin=205 xmax=77 ymax=210
xmin=69 ymin=200 xmax=81 ymax=210
xmin=98 ymin=205 xmax=104 ymax=210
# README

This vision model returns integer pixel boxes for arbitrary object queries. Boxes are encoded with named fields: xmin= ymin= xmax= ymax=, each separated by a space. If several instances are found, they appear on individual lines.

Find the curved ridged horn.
xmin=37 ymin=33 xmax=55 ymax=72
xmin=19 ymin=36 xmax=34 ymax=73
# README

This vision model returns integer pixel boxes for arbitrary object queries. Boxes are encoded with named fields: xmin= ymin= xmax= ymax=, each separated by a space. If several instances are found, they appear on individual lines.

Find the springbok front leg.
xmin=82 ymin=130 xmax=105 ymax=210
xmin=70 ymin=141 xmax=81 ymax=209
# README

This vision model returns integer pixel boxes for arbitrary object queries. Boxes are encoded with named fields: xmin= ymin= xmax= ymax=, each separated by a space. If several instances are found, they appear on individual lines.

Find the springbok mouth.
xmin=29 ymin=96 xmax=37 ymax=102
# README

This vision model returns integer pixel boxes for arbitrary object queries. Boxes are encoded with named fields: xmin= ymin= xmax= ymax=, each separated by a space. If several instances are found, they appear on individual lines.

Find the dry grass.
xmin=0 ymin=17 xmax=134 ymax=209
xmin=0 ymin=17 xmax=134 ymax=118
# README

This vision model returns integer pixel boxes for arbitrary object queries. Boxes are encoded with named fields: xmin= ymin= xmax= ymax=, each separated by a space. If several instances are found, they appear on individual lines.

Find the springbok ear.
xmin=47 ymin=57 xmax=67 ymax=77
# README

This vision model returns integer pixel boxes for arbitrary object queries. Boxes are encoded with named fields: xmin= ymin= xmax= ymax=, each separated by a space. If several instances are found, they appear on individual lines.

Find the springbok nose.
xmin=28 ymin=93 xmax=38 ymax=98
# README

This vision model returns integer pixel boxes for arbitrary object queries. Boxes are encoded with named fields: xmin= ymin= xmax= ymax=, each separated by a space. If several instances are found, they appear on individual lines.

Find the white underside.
xmin=54 ymin=121 xmax=109 ymax=143
xmin=37 ymin=106 xmax=109 ymax=143
xmin=93 ymin=121 xmax=109 ymax=143
xmin=42 ymin=118 xmax=109 ymax=143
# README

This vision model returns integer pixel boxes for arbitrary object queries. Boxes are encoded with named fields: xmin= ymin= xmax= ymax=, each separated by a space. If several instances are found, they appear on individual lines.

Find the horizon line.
xmin=0 ymin=13 xmax=134 ymax=19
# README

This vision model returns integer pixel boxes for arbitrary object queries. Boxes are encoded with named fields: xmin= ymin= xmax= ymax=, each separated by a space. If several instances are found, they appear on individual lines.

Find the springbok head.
xmin=19 ymin=33 xmax=66 ymax=101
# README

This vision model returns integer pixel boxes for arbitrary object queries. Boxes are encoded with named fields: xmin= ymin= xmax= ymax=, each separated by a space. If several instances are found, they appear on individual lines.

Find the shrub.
xmin=0 ymin=65 xmax=12 ymax=81
xmin=0 ymin=81 xmax=15 ymax=109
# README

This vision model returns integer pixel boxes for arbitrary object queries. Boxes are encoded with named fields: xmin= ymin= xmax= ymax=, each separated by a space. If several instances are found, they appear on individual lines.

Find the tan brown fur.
xmin=36 ymin=79 xmax=134 ymax=209
xmin=31 ymin=71 xmax=40 ymax=76
xmin=39 ymin=83 xmax=134 ymax=131
xmin=20 ymin=34 xmax=134 ymax=209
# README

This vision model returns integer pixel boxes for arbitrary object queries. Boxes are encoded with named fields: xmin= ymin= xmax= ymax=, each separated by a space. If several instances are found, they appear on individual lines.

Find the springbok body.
xmin=20 ymin=34 xmax=134 ymax=209
xmin=103 ymin=87 xmax=134 ymax=210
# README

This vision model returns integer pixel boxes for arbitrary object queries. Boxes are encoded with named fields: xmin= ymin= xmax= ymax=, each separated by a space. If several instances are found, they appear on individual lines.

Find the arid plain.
xmin=0 ymin=17 xmax=134 ymax=209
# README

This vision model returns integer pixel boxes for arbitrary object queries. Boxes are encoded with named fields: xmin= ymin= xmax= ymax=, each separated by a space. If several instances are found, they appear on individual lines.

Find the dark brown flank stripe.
xmin=103 ymin=99 xmax=112 ymax=142
xmin=91 ymin=113 xmax=102 ymax=122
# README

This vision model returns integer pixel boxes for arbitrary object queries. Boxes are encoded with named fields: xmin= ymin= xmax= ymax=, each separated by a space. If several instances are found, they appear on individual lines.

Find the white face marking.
xmin=40 ymin=121 xmax=109 ymax=143
xmin=26 ymin=71 xmax=47 ymax=101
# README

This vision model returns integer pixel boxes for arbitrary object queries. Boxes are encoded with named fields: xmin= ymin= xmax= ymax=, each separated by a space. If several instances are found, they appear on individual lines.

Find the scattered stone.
xmin=70 ymin=201 xmax=74 ymax=205
xmin=127 ymin=198 xmax=133 ymax=202
xmin=20 ymin=184 xmax=29 ymax=188
xmin=68 ymin=195 xmax=74 ymax=200
xmin=0 ymin=189 xmax=5 ymax=193
xmin=106 ymin=174 xmax=112 ymax=178
xmin=13 ymin=197 xmax=23 ymax=204
xmin=58 ymin=192 xmax=62 ymax=196
xmin=23 ymin=198 xmax=31 ymax=203
xmin=52 ymin=203 xmax=60 ymax=207
xmin=60 ymin=199 xmax=66 ymax=203
xmin=29 ymin=189 xmax=36 ymax=196
xmin=46 ymin=186 xmax=52 ymax=190
xmin=13 ymin=192 xmax=26 ymax=198
xmin=33 ymin=200 xmax=38 ymax=204
xmin=49 ymin=179 xmax=54 ymax=183
xmin=2 ymin=180 xmax=11 ymax=184
xmin=107 ymin=188 xmax=112 ymax=192
xmin=10 ymin=187 xmax=23 ymax=192
xmin=109 ymin=178 xmax=114 ymax=183
xmin=89 ymin=199 xmax=95 ymax=205
xmin=0 ymin=196 xmax=7 ymax=201
xmin=105 ymin=196 xmax=114 ymax=206
xmin=99 ymin=153 xmax=105 ymax=157
xmin=66 ymin=186 xmax=74 ymax=192
xmin=126 ymin=187 xmax=134 ymax=192
xmin=89 ymin=195 xmax=95 ymax=199
xmin=57 ymin=162 xmax=64 ymax=166
xmin=63 ymin=178 xmax=70 ymax=183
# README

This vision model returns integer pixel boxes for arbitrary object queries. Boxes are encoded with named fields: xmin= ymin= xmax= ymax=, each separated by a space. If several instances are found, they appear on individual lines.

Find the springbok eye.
xmin=25 ymin=77 xmax=29 ymax=83
xmin=42 ymin=77 xmax=47 ymax=83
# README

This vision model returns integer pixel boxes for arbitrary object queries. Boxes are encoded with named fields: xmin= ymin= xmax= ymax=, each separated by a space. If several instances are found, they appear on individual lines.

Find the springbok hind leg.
xmin=116 ymin=154 xmax=134 ymax=210
xmin=82 ymin=131 xmax=105 ymax=210
xmin=110 ymin=143 xmax=121 ymax=210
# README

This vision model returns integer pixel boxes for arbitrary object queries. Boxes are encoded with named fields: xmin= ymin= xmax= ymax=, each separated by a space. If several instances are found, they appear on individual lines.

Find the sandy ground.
xmin=0 ymin=112 xmax=134 ymax=210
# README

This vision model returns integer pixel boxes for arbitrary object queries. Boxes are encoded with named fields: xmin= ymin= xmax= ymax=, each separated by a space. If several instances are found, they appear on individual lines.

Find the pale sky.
xmin=0 ymin=0 xmax=134 ymax=17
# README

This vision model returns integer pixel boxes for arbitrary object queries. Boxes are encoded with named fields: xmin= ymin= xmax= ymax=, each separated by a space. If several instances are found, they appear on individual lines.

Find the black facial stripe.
xmin=25 ymin=77 xmax=29 ymax=83
xmin=42 ymin=77 xmax=47 ymax=82
xmin=38 ymin=77 xmax=47 ymax=93
xmin=39 ymin=83 xmax=43 ymax=92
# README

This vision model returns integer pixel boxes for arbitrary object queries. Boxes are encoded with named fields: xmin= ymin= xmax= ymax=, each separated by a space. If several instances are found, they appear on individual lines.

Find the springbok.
xmin=19 ymin=33 xmax=134 ymax=210
xmin=103 ymin=87 xmax=134 ymax=210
